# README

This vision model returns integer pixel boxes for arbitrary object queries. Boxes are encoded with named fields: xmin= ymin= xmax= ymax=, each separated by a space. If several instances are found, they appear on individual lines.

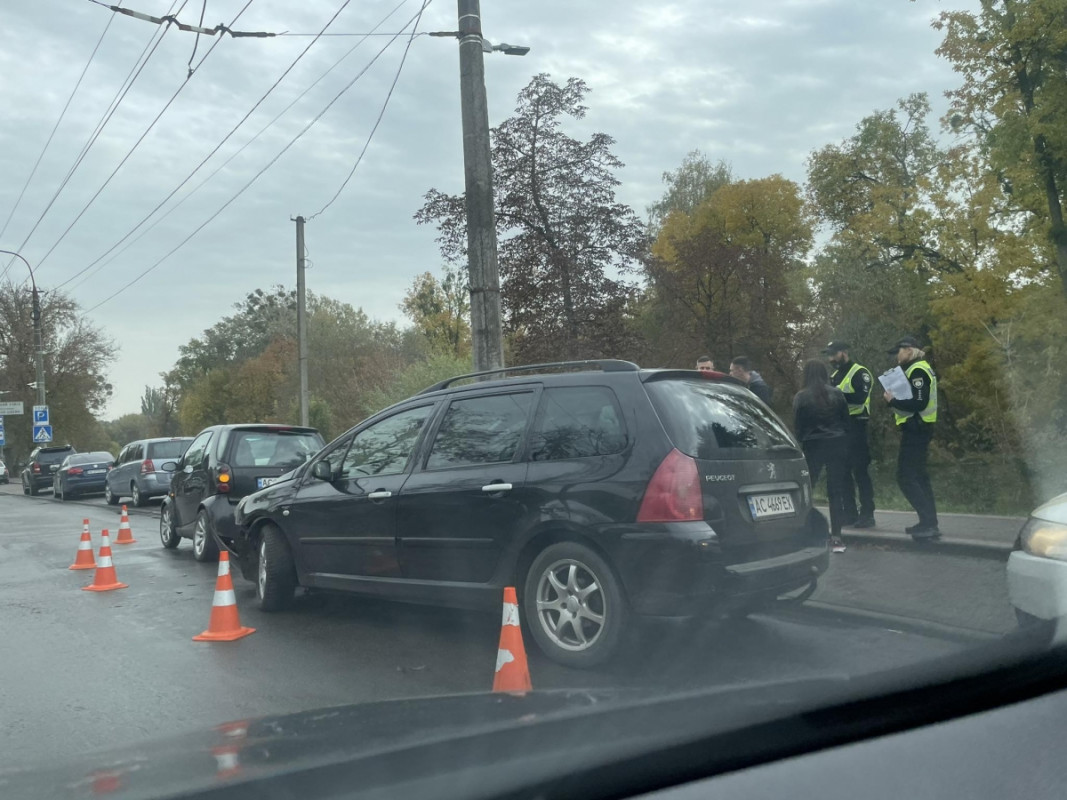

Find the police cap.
xmin=887 ymin=336 xmax=921 ymax=354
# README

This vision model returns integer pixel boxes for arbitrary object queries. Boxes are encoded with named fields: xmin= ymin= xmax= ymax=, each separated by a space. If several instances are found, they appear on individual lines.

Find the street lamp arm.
xmin=0 ymin=249 xmax=35 ymax=291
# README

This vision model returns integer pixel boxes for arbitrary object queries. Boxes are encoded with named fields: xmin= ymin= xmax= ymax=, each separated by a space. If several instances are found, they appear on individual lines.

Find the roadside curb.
xmin=773 ymin=600 xmax=1005 ymax=645
xmin=840 ymin=529 xmax=1012 ymax=560
xmin=0 ymin=488 xmax=161 ymax=518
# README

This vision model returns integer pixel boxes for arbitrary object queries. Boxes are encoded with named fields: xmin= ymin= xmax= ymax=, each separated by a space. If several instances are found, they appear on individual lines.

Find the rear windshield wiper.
xmin=769 ymin=444 xmax=801 ymax=454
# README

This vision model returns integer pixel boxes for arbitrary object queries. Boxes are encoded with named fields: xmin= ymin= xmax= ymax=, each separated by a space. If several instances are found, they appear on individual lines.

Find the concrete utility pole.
xmin=31 ymin=288 xmax=45 ymax=407
xmin=295 ymin=216 xmax=310 ymax=427
xmin=0 ymin=250 xmax=45 ymax=406
xmin=457 ymin=0 xmax=504 ymax=373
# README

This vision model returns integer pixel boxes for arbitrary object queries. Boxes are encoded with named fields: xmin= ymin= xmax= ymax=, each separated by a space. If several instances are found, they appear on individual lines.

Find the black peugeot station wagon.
xmin=234 ymin=361 xmax=830 ymax=667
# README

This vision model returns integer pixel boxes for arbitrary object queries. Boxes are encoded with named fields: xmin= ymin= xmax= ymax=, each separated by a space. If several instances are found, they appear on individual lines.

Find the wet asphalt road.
xmin=0 ymin=484 xmax=1022 ymax=771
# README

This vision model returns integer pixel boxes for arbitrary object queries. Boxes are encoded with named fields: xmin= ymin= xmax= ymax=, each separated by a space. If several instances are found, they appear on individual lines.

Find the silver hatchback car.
xmin=105 ymin=437 xmax=194 ymax=507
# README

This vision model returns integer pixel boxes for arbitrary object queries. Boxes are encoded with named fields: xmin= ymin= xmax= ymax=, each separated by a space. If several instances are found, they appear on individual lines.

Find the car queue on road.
xmin=6 ymin=359 xmax=1063 ymax=669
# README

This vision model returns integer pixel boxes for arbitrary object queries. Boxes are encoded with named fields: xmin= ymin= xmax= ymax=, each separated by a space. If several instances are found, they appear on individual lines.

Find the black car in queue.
xmin=20 ymin=444 xmax=77 ymax=495
xmin=234 ymin=360 xmax=830 ymax=668
xmin=159 ymin=424 xmax=324 ymax=562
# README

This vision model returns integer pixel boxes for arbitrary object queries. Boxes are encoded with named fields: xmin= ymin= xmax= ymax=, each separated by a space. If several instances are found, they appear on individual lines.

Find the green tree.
xmin=936 ymin=0 xmax=1067 ymax=297
xmin=647 ymin=150 xmax=733 ymax=229
xmin=363 ymin=352 xmax=472 ymax=415
xmin=0 ymin=283 xmax=115 ymax=465
xmin=400 ymin=266 xmax=471 ymax=358
xmin=417 ymin=74 xmax=648 ymax=363
xmin=640 ymin=174 xmax=813 ymax=397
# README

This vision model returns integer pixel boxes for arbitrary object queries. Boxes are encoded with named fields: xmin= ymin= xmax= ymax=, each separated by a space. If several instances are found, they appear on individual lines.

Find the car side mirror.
xmin=311 ymin=461 xmax=334 ymax=481
xmin=161 ymin=461 xmax=178 ymax=472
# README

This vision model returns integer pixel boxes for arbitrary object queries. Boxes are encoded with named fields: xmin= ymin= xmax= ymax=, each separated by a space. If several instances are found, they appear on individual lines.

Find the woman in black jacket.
xmin=793 ymin=360 xmax=850 ymax=553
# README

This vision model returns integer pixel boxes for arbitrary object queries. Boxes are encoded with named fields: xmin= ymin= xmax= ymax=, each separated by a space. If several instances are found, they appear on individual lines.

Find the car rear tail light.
xmin=637 ymin=448 xmax=704 ymax=522
xmin=141 ymin=459 xmax=155 ymax=474
xmin=68 ymin=467 xmax=84 ymax=476
xmin=216 ymin=463 xmax=232 ymax=494
xmin=32 ymin=463 xmax=41 ymax=474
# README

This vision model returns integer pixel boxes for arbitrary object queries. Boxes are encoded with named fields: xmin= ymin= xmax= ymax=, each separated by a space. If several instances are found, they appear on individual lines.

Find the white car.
xmin=1007 ymin=492 xmax=1067 ymax=628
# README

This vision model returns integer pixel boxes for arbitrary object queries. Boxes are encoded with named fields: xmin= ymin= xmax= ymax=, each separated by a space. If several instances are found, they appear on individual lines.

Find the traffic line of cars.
xmin=11 ymin=360 xmax=1064 ymax=666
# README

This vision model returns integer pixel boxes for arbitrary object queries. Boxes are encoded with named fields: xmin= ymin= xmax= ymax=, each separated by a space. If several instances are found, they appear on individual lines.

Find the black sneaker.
xmin=852 ymin=516 xmax=876 ymax=529
xmin=905 ymin=523 xmax=924 ymax=534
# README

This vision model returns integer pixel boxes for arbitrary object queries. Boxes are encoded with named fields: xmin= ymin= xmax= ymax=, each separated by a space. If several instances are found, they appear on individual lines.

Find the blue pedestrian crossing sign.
xmin=33 ymin=405 xmax=49 ymax=424
xmin=0 ymin=417 xmax=5 ymax=447
xmin=33 ymin=424 xmax=53 ymax=443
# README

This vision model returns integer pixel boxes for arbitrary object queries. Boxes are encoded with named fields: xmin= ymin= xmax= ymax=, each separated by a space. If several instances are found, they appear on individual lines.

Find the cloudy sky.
xmin=0 ymin=0 xmax=977 ymax=417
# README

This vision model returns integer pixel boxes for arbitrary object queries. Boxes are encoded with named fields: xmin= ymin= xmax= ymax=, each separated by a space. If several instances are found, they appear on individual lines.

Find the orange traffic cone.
xmin=82 ymin=530 xmax=128 ymax=592
xmin=114 ymin=505 xmax=136 ymax=544
xmin=193 ymin=552 xmax=255 ymax=642
xmin=492 ymin=586 xmax=532 ymax=693
xmin=69 ymin=520 xmax=96 ymax=570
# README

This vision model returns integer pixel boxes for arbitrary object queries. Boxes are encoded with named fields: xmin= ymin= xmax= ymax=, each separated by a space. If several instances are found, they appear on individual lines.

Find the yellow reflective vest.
xmin=894 ymin=360 xmax=938 ymax=425
xmin=836 ymin=362 xmax=871 ymax=417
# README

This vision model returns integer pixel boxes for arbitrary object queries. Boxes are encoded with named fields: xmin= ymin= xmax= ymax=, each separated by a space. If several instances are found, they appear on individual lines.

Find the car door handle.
xmin=368 ymin=490 xmax=393 ymax=500
xmin=481 ymin=483 xmax=513 ymax=493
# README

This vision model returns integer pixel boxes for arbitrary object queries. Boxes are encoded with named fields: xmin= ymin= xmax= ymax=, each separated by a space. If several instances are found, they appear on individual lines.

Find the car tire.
xmin=105 ymin=483 xmax=119 ymax=506
xmin=192 ymin=510 xmax=219 ymax=563
xmin=159 ymin=502 xmax=181 ymax=549
xmin=523 ymin=541 xmax=627 ymax=669
xmin=256 ymin=524 xmax=296 ymax=612
xmin=131 ymin=482 xmax=147 ymax=508
xmin=27 ymin=480 xmax=37 ymax=497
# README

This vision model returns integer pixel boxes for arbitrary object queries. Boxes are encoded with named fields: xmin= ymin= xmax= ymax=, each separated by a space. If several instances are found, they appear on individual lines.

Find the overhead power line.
xmin=87 ymin=0 xmax=277 ymax=38
xmin=58 ymin=0 xmax=411 ymax=293
xmin=1 ymin=0 xmax=185 ymax=281
xmin=0 ymin=3 xmax=118 ymax=245
xmin=307 ymin=0 xmax=429 ymax=220
xmin=30 ymin=0 xmax=255 ymax=278
xmin=82 ymin=2 xmax=431 ymax=313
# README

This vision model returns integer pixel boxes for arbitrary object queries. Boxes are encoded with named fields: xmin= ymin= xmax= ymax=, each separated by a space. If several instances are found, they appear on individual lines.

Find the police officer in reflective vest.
xmin=824 ymin=341 xmax=875 ymax=528
xmin=884 ymin=336 xmax=939 ymax=540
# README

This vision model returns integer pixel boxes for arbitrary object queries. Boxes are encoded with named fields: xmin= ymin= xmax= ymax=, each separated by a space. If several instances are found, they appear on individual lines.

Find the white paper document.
xmin=878 ymin=366 xmax=912 ymax=401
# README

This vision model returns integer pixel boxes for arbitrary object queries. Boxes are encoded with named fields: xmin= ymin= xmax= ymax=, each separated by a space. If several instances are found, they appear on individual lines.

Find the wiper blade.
xmin=769 ymin=444 xmax=801 ymax=453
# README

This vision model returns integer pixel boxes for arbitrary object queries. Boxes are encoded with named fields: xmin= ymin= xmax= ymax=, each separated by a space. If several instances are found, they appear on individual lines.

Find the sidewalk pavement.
xmin=819 ymin=507 xmax=1025 ymax=558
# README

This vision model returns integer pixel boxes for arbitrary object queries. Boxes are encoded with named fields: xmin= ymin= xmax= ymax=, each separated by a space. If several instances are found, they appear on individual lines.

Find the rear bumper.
xmin=1007 ymin=551 xmax=1067 ymax=621
xmin=613 ymin=520 xmax=830 ymax=617
xmin=64 ymin=476 xmax=109 ymax=494
xmin=136 ymin=473 xmax=174 ymax=497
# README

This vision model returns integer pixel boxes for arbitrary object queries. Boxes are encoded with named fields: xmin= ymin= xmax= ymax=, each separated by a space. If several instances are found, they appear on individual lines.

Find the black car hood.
xmin=0 ymin=678 xmax=851 ymax=800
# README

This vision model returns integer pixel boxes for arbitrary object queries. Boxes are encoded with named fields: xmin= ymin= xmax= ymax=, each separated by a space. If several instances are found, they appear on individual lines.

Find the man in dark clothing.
xmin=793 ymin=360 xmax=851 ymax=553
xmin=884 ymin=336 xmax=939 ymax=540
xmin=729 ymin=356 xmax=773 ymax=404
xmin=824 ymin=341 xmax=876 ymax=528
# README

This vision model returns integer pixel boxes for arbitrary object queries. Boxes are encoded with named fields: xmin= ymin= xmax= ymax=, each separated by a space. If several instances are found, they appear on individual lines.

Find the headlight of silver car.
xmin=1019 ymin=517 xmax=1067 ymax=561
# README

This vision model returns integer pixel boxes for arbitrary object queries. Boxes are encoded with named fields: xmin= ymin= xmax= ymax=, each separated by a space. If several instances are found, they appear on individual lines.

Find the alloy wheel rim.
xmin=258 ymin=539 xmax=268 ymax=598
xmin=193 ymin=516 xmax=205 ymax=555
xmin=535 ymin=558 xmax=607 ymax=652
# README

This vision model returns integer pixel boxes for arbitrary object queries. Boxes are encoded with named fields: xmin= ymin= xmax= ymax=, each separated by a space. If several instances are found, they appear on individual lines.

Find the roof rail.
xmin=418 ymin=359 xmax=640 ymax=394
